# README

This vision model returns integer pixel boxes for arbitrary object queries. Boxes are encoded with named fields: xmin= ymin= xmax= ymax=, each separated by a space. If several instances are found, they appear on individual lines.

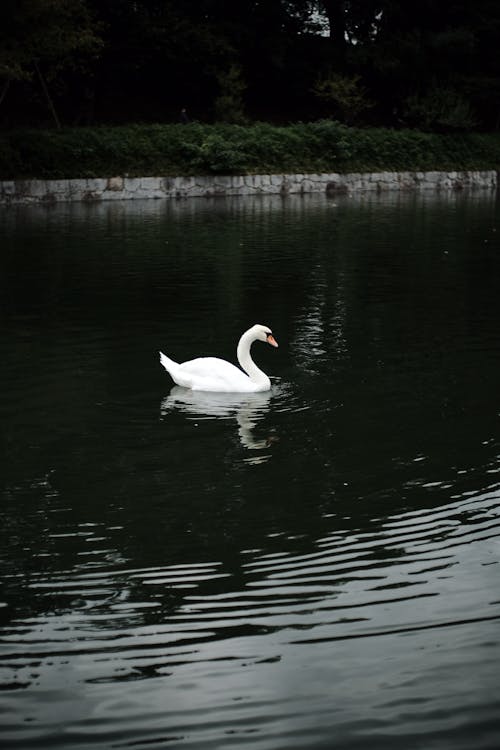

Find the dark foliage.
xmin=1 ymin=1 xmax=500 ymax=131
xmin=1 ymin=121 xmax=499 ymax=179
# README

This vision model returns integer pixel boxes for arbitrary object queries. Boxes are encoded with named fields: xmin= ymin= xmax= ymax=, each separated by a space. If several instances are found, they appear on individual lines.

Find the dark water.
xmin=1 ymin=191 xmax=500 ymax=749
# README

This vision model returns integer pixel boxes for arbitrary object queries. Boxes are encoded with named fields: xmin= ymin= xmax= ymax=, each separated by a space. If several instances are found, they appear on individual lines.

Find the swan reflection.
xmin=161 ymin=386 xmax=273 ymax=457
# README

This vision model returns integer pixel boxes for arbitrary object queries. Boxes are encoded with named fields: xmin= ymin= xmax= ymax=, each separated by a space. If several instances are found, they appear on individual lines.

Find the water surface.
xmin=1 ymin=191 xmax=500 ymax=749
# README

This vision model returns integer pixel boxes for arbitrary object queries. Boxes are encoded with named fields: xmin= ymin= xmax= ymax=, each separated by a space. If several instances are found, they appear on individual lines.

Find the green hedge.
xmin=1 ymin=121 xmax=500 ymax=179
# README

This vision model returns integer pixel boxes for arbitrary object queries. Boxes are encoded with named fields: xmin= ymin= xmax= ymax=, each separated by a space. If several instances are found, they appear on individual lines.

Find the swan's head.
xmin=253 ymin=324 xmax=278 ymax=348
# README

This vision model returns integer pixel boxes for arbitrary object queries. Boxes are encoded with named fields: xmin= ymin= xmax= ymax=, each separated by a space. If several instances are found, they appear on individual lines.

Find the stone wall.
xmin=0 ymin=170 xmax=497 ymax=205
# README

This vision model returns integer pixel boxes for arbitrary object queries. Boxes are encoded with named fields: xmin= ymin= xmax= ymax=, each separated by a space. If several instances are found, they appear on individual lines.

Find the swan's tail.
xmin=159 ymin=351 xmax=194 ymax=389
xmin=159 ymin=351 xmax=178 ymax=374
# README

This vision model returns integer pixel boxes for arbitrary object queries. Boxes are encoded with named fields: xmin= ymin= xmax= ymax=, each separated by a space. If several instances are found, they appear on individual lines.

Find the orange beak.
xmin=267 ymin=334 xmax=278 ymax=348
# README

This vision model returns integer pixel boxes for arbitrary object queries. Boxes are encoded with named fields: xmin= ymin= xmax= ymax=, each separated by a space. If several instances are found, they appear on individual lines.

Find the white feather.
xmin=159 ymin=324 xmax=278 ymax=393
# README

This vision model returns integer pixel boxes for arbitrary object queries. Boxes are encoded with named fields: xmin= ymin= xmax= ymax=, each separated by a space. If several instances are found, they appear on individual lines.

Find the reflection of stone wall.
xmin=1 ymin=170 xmax=497 ymax=205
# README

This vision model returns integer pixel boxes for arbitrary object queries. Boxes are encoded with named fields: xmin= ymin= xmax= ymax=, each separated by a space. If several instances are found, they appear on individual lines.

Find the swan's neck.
xmin=237 ymin=329 xmax=270 ymax=389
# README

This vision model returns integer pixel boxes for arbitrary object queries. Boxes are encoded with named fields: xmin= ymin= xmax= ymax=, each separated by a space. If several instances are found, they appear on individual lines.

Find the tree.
xmin=0 ymin=0 xmax=101 ymax=126
xmin=313 ymin=72 xmax=373 ymax=123
xmin=214 ymin=65 xmax=247 ymax=123
xmin=1 ymin=0 xmax=500 ymax=129
xmin=368 ymin=0 xmax=500 ymax=128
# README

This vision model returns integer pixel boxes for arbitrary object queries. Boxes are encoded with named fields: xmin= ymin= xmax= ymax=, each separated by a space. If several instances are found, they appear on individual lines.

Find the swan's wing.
xmin=178 ymin=357 xmax=256 ymax=392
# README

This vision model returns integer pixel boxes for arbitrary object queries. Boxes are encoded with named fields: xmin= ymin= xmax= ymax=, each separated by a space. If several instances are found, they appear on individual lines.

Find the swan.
xmin=159 ymin=324 xmax=278 ymax=393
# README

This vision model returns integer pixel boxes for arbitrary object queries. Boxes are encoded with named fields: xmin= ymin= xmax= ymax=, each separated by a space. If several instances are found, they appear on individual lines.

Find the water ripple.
xmin=2 ymin=485 xmax=498 ymax=704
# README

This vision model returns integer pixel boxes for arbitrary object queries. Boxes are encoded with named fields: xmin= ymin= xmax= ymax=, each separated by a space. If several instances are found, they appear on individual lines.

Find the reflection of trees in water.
xmin=290 ymin=257 xmax=349 ymax=376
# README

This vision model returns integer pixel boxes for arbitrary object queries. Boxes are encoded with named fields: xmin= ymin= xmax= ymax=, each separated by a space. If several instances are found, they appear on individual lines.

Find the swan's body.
xmin=159 ymin=324 xmax=278 ymax=393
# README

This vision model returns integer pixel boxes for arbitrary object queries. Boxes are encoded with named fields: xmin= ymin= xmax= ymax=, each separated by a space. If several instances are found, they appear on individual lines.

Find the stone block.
xmin=67 ymin=180 xmax=84 ymax=199
xmin=326 ymin=180 xmax=348 ymax=194
xmin=107 ymin=176 xmax=124 ymax=192
xmin=24 ymin=180 xmax=47 ymax=198
xmin=1 ymin=181 xmax=15 ymax=195
xmin=140 ymin=177 xmax=161 ymax=194
xmin=123 ymin=177 xmax=141 ymax=194
xmin=231 ymin=175 xmax=245 ymax=189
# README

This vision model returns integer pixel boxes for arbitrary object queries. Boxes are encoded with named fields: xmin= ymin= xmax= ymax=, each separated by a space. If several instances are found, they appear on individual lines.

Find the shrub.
xmin=1 ymin=121 xmax=499 ymax=179
xmin=403 ymin=87 xmax=477 ymax=132
xmin=312 ymin=73 xmax=374 ymax=125
xmin=190 ymin=133 xmax=249 ymax=174
xmin=213 ymin=65 xmax=248 ymax=124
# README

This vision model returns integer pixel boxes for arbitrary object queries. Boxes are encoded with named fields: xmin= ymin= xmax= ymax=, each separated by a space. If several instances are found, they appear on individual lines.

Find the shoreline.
xmin=0 ymin=169 xmax=497 ymax=205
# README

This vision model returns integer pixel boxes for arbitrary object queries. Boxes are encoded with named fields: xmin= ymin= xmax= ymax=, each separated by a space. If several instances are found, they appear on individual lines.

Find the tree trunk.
xmin=34 ymin=60 xmax=61 ymax=128
xmin=0 ymin=79 xmax=11 ymax=107
xmin=321 ymin=0 xmax=347 ymax=68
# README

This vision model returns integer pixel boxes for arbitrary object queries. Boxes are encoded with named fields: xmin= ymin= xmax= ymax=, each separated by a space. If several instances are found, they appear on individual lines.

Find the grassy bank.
xmin=1 ymin=121 xmax=500 ymax=180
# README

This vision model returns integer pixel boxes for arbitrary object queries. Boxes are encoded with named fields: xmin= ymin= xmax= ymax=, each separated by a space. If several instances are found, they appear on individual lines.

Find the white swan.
xmin=159 ymin=324 xmax=278 ymax=393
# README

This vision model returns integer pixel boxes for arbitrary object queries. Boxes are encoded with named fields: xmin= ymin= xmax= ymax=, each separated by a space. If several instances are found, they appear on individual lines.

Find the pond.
xmin=1 ymin=191 xmax=500 ymax=750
